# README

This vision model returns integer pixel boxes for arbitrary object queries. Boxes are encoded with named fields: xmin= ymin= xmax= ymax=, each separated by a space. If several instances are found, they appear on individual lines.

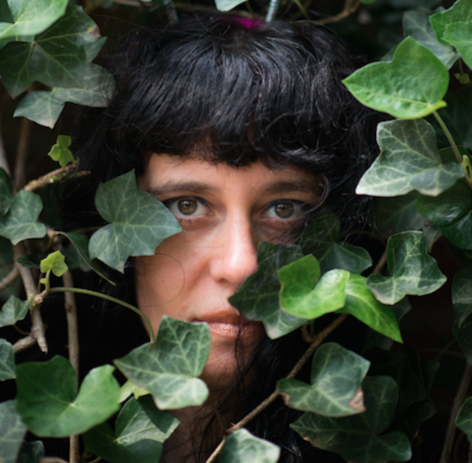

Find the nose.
xmin=209 ymin=215 xmax=259 ymax=289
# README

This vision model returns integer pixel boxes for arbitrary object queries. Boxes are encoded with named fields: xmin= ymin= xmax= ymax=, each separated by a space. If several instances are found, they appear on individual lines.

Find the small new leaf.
xmin=47 ymin=135 xmax=74 ymax=167
xmin=0 ymin=400 xmax=27 ymax=463
xmin=40 ymin=250 xmax=68 ymax=277
xmin=0 ymin=338 xmax=15 ymax=381
xmin=0 ymin=295 xmax=30 ymax=327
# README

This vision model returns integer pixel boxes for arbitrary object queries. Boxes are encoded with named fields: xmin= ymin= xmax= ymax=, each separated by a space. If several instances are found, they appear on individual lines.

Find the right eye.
xmin=164 ymin=197 xmax=209 ymax=217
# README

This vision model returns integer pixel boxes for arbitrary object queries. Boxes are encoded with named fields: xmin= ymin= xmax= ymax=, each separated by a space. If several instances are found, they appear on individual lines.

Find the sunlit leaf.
xmin=89 ymin=171 xmax=182 ymax=272
xmin=356 ymin=119 xmax=464 ymax=197
xmin=47 ymin=135 xmax=73 ymax=167
xmin=16 ymin=356 xmax=121 ymax=437
xmin=291 ymin=376 xmax=411 ymax=463
xmin=0 ymin=338 xmax=14 ymax=380
xmin=17 ymin=441 xmax=44 ymax=463
xmin=0 ymin=190 xmax=47 ymax=245
xmin=0 ymin=167 xmax=13 ymax=216
xmin=442 ymin=22 xmax=472 ymax=73
xmin=0 ymin=295 xmax=29 ymax=327
xmin=0 ymin=400 xmax=27 ymax=463
xmin=229 ymin=242 xmax=311 ymax=339
xmin=343 ymin=37 xmax=448 ymax=119
xmin=430 ymin=0 xmax=472 ymax=45
xmin=115 ymin=316 xmax=211 ymax=410
xmin=219 ymin=429 xmax=280 ymax=463
xmin=214 ymin=0 xmax=246 ymax=11
xmin=456 ymin=396 xmax=472 ymax=442
xmin=367 ymin=232 xmax=446 ymax=305
xmin=83 ymin=396 xmax=179 ymax=463
xmin=277 ymin=343 xmax=369 ymax=417
xmin=40 ymin=250 xmax=68 ymax=277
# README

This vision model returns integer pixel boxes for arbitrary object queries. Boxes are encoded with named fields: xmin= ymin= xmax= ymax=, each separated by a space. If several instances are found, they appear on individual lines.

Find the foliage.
xmin=0 ymin=0 xmax=471 ymax=462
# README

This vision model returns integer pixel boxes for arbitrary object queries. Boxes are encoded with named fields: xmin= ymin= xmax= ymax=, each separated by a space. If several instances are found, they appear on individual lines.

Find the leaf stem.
xmin=48 ymin=286 xmax=155 ymax=342
xmin=432 ymin=111 xmax=462 ymax=164
xmin=23 ymin=165 xmax=89 ymax=192
xmin=0 ymin=265 xmax=20 ymax=292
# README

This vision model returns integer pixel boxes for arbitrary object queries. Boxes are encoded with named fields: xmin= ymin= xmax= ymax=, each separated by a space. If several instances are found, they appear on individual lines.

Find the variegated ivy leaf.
xmin=0 ymin=338 xmax=15 ymax=381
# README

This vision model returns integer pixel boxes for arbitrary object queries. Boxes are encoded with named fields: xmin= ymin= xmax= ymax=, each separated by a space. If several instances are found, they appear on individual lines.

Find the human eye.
xmin=263 ymin=200 xmax=309 ymax=220
xmin=164 ymin=197 xmax=209 ymax=218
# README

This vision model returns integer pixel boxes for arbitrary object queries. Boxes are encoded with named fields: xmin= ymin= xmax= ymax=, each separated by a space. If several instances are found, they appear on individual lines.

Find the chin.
xmin=200 ymin=347 xmax=240 ymax=390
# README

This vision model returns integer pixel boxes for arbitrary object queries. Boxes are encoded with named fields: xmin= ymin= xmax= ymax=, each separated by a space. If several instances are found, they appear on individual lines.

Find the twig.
xmin=14 ymin=244 xmax=48 ymax=353
xmin=23 ymin=166 xmax=88 ymax=192
xmin=205 ymin=313 xmax=349 ymax=463
xmin=0 ymin=265 xmax=20 ymax=292
xmin=440 ymin=363 xmax=472 ymax=463
xmin=14 ymin=117 xmax=33 ymax=190
xmin=372 ymin=249 xmax=387 ymax=275
xmin=62 ymin=271 xmax=79 ymax=380
xmin=13 ymin=334 xmax=36 ymax=353
xmin=318 ymin=0 xmax=360 ymax=25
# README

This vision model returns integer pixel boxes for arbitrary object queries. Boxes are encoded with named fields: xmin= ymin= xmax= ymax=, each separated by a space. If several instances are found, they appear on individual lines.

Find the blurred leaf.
xmin=229 ymin=242 xmax=311 ymax=339
xmin=14 ymin=64 xmax=115 ymax=128
xmin=219 ymin=429 xmax=280 ymax=463
xmin=0 ymin=167 xmax=13 ymax=216
xmin=457 ymin=396 xmax=472 ymax=442
xmin=47 ymin=135 xmax=73 ymax=167
xmin=403 ymin=9 xmax=458 ymax=69
xmin=16 ymin=356 xmax=121 ymax=437
xmin=89 ymin=171 xmax=182 ymax=272
xmin=452 ymin=262 xmax=472 ymax=327
xmin=453 ymin=316 xmax=472 ymax=364
xmin=0 ymin=191 xmax=46 ymax=245
xmin=17 ymin=441 xmax=44 ymax=463
xmin=0 ymin=295 xmax=29 ymax=327
xmin=83 ymin=396 xmax=179 ymax=463
xmin=0 ymin=400 xmax=27 ymax=463
xmin=367 ymin=231 xmax=446 ymax=304
xmin=343 ymin=37 xmax=448 ymax=119
xmin=277 ymin=343 xmax=370 ymax=417
xmin=291 ymin=376 xmax=411 ymax=463
xmin=278 ymin=255 xmax=349 ymax=319
xmin=0 ymin=0 xmax=67 ymax=39
xmin=0 ymin=5 xmax=99 ymax=98
xmin=357 ymin=119 xmax=464 ymax=197
xmin=215 ymin=0 xmax=246 ymax=11
xmin=84 ymin=36 xmax=106 ymax=61
xmin=119 ymin=379 xmax=149 ymax=403
xmin=115 ymin=316 xmax=210 ymax=410
xmin=40 ymin=250 xmax=68 ymax=277
xmin=442 ymin=22 xmax=472 ymax=69
xmin=430 ymin=0 xmax=472 ymax=45
xmin=0 ymin=338 xmax=14 ymax=380
xmin=415 ymin=179 xmax=472 ymax=249
xmin=16 ymin=254 xmax=41 ymax=268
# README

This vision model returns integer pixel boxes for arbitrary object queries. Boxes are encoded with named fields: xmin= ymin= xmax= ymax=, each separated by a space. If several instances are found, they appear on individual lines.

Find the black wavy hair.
xmin=66 ymin=13 xmax=379 ymax=463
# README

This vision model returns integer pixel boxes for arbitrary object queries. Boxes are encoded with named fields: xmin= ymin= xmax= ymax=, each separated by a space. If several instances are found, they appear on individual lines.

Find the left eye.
xmin=264 ymin=201 xmax=307 ymax=219
xmin=165 ymin=198 xmax=208 ymax=217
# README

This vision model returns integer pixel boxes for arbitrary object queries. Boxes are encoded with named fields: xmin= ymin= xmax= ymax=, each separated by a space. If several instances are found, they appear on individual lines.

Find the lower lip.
xmin=195 ymin=320 xmax=263 ymax=340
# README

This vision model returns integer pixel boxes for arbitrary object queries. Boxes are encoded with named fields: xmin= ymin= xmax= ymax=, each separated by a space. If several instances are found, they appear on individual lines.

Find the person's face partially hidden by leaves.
xmin=136 ymin=154 xmax=322 ymax=388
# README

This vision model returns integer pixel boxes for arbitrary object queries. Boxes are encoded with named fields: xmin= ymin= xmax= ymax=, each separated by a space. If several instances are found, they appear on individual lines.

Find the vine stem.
xmin=318 ymin=0 xmax=360 ymax=24
xmin=0 ymin=265 xmax=19 ymax=292
xmin=23 ymin=165 xmax=88 ymax=192
xmin=48 ymin=287 xmax=155 ymax=342
xmin=205 ymin=313 xmax=350 ymax=463
xmin=14 ymin=116 xmax=32 ymax=190
xmin=440 ymin=363 xmax=472 ymax=463
xmin=432 ymin=111 xmax=462 ymax=164
xmin=13 ymin=334 xmax=36 ymax=353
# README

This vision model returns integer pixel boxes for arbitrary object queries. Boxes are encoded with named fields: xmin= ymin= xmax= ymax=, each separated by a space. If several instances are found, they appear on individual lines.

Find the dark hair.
xmin=67 ymin=13 xmax=378 ymax=463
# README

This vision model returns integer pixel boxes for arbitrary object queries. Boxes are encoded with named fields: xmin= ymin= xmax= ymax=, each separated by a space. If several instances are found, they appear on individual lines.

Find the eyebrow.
xmin=143 ymin=182 xmax=218 ymax=198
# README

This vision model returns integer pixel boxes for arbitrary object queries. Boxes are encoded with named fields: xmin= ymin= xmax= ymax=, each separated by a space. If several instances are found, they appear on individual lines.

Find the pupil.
xmin=275 ymin=202 xmax=294 ymax=218
xmin=178 ymin=199 xmax=197 ymax=215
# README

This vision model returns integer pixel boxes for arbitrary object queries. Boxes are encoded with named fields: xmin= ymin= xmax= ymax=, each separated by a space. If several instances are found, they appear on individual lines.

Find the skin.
xmin=136 ymin=153 xmax=322 ymax=389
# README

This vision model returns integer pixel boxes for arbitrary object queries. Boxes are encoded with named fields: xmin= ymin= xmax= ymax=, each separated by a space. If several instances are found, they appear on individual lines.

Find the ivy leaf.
xmin=40 ymin=250 xmax=68 ymax=277
xmin=16 ymin=355 xmax=121 ymax=437
xmin=89 ymin=171 xmax=182 ymax=272
xmin=277 ymin=343 xmax=370 ymax=417
xmin=403 ymin=9 xmax=458 ymax=69
xmin=0 ymin=190 xmax=47 ymax=245
xmin=0 ymin=167 xmax=14 ymax=216
xmin=299 ymin=210 xmax=372 ymax=274
xmin=343 ymin=37 xmax=448 ymax=119
xmin=291 ymin=376 xmax=412 ymax=463
xmin=456 ymin=396 xmax=472 ymax=442
xmin=442 ymin=22 xmax=472 ymax=70
xmin=83 ymin=396 xmax=179 ymax=463
xmin=0 ymin=6 xmax=100 ymax=98
xmin=115 ymin=316 xmax=211 ymax=410
xmin=119 ymin=379 xmax=149 ymax=403
xmin=219 ymin=429 xmax=280 ymax=463
xmin=430 ymin=0 xmax=472 ymax=46
xmin=453 ymin=317 xmax=472 ymax=364
xmin=0 ymin=0 xmax=67 ymax=39
xmin=0 ymin=338 xmax=15 ymax=380
xmin=278 ymin=255 xmax=349 ymax=319
xmin=17 ymin=441 xmax=44 ymax=463
xmin=47 ymin=135 xmax=73 ymax=167
xmin=229 ymin=242 xmax=311 ymax=339
xmin=415 ymin=179 xmax=472 ymax=250
xmin=356 ymin=119 xmax=464 ymax=197
xmin=214 ymin=0 xmax=246 ymax=11
xmin=14 ymin=64 xmax=115 ymax=129
xmin=0 ymin=400 xmax=27 ymax=463
xmin=453 ymin=263 xmax=472 ymax=328
xmin=0 ymin=295 xmax=29 ymax=327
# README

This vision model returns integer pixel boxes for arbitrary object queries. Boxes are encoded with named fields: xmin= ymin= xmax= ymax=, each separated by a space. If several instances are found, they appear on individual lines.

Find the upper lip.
xmin=195 ymin=308 xmax=255 ymax=325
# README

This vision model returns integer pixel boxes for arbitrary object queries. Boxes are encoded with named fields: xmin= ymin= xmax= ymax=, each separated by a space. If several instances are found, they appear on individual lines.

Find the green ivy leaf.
xmin=219 ymin=429 xmax=280 ymax=463
xmin=89 ymin=171 xmax=182 ymax=272
xmin=16 ymin=355 xmax=121 ymax=437
xmin=343 ymin=37 xmax=448 ymax=119
xmin=115 ymin=316 xmax=211 ymax=410
xmin=0 ymin=338 xmax=15 ymax=380
xmin=403 ymin=9 xmax=458 ymax=69
xmin=0 ymin=400 xmax=27 ymax=463
xmin=456 ymin=396 xmax=472 ymax=442
xmin=453 ymin=262 xmax=472 ymax=329
xmin=40 ymin=250 xmax=68 ymax=277
xmin=415 ymin=179 xmax=472 ymax=249
xmin=46 ymin=135 xmax=73 ymax=167
xmin=291 ymin=376 xmax=412 ymax=463
xmin=214 ymin=0 xmax=246 ymax=11
xmin=119 ymin=379 xmax=149 ymax=403
xmin=0 ymin=167 xmax=14 ymax=216
xmin=0 ymin=5 xmax=99 ymax=98
xmin=14 ymin=64 xmax=115 ymax=129
xmin=83 ymin=396 xmax=179 ymax=463
xmin=277 ymin=343 xmax=370 ymax=417
xmin=278 ymin=255 xmax=349 ymax=319
xmin=453 ymin=317 xmax=472 ymax=364
xmin=430 ymin=0 xmax=472 ymax=46
xmin=229 ymin=242 xmax=311 ymax=339
xmin=367 ymin=232 xmax=446 ymax=305
xmin=0 ymin=0 xmax=67 ymax=39
xmin=442 ymin=21 xmax=472 ymax=74
xmin=0 ymin=295 xmax=29 ymax=327
xmin=357 ymin=119 xmax=464 ymax=197
xmin=16 ymin=441 xmax=44 ymax=463
xmin=0 ymin=190 xmax=47 ymax=245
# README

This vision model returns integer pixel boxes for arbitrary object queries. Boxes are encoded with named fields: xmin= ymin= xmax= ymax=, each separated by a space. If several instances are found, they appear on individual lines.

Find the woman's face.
xmin=136 ymin=154 xmax=321 ymax=388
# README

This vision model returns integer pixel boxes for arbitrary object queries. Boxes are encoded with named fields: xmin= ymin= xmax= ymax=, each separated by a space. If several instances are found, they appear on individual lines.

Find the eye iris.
xmin=178 ymin=199 xmax=197 ymax=215
xmin=275 ymin=202 xmax=294 ymax=218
